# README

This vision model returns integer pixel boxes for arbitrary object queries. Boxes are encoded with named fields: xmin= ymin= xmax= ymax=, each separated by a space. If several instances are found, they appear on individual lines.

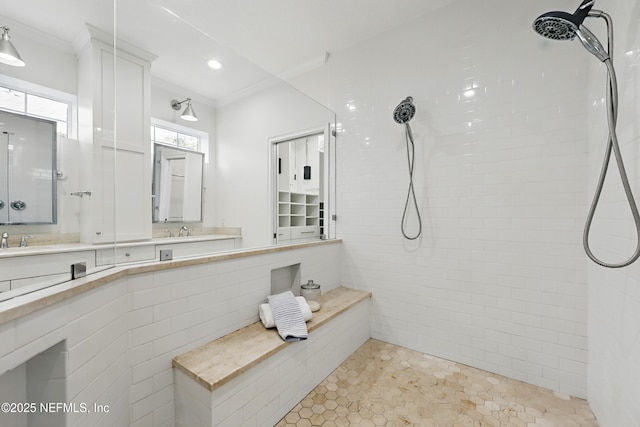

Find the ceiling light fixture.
xmin=170 ymin=98 xmax=198 ymax=122
xmin=0 ymin=27 xmax=25 ymax=67
xmin=207 ymin=59 xmax=223 ymax=70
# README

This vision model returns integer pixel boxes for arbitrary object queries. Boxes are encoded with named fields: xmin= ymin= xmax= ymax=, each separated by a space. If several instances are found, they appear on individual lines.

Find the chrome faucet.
xmin=19 ymin=236 xmax=33 ymax=247
xmin=1 ymin=232 xmax=8 ymax=249
xmin=178 ymin=226 xmax=188 ymax=237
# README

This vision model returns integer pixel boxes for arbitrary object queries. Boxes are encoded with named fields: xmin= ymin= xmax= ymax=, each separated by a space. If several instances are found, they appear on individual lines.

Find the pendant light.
xmin=0 ymin=27 xmax=25 ymax=67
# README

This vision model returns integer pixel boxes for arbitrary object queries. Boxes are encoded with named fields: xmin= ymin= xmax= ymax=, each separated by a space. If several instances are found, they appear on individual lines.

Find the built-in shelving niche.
xmin=277 ymin=191 xmax=320 ymax=241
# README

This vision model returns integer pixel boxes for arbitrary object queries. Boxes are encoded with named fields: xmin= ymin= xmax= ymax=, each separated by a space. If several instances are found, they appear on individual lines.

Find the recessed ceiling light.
xmin=207 ymin=59 xmax=223 ymax=70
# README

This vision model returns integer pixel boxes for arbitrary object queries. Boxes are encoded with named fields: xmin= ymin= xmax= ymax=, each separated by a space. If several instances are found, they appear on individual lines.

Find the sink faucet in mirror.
xmin=20 ymin=236 xmax=34 ymax=247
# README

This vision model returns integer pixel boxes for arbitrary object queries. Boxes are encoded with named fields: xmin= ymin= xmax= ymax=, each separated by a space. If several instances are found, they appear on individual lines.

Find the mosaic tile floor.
xmin=276 ymin=339 xmax=598 ymax=427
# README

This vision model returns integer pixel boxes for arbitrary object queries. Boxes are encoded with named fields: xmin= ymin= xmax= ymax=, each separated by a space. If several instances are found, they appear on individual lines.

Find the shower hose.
xmin=583 ymin=56 xmax=640 ymax=268
xmin=401 ymin=122 xmax=422 ymax=240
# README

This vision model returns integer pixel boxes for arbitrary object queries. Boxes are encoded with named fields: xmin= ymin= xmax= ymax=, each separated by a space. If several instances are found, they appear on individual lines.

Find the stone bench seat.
xmin=172 ymin=286 xmax=371 ymax=427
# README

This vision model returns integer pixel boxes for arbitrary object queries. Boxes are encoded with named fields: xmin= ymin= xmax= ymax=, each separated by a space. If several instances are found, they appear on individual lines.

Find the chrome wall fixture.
xmin=393 ymin=96 xmax=422 ymax=240
xmin=170 ymin=98 xmax=198 ymax=122
xmin=0 ymin=26 xmax=25 ymax=67
xmin=533 ymin=0 xmax=640 ymax=268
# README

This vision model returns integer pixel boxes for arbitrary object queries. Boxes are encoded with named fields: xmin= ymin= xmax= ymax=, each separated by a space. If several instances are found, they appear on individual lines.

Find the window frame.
xmin=151 ymin=118 xmax=209 ymax=163
xmin=0 ymin=75 xmax=76 ymax=139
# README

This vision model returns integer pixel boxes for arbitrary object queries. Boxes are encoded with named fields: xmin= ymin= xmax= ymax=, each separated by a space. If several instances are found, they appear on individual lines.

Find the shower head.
xmin=532 ymin=0 xmax=594 ymax=40
xmin=533 ymin=12 xmax=580 ymax=41
xmin=532 ymin=0 xmax=609 ymax=62
xmin=393 ymin=97 xmax=415 ymax=124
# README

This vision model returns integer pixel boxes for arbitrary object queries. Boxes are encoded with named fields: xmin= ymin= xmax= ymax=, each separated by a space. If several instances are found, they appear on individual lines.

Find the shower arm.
xmin=587 ymin=11 xmax=616 ymax=121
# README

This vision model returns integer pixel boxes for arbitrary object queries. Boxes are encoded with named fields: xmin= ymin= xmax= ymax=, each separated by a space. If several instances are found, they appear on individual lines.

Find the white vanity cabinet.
xmin=0 ymin=251 xmax=96 ymax=292
xmin=0 ymin=234 xmax=240 ymax=295
xmin=95 ymin=246 xmax=157 ymax=266
xmin=94 ymin=236 xmax=241 ymax=266
xmin=154 ymin=237 xmax=239 ymax=259
xmin=76 ymin=25 xmax=156 ymax=244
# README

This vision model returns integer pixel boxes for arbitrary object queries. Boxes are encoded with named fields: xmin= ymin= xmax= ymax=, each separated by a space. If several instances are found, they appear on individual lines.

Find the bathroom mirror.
xmin=0 ymin=0 xmax=336 ymax=258
xmin=152 ymin=143 xmax=204 ymax=223
xmin=0 ymin=110 xmax=57 ymax=224
xmin=274 ymin=131 xmax=327 ymax=244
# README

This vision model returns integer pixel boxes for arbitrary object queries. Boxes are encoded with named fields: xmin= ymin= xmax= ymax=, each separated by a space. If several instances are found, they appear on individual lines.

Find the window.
xmin=151 ymin=124 xmax=201 ymax=152
xmin=0 ymin=86 xmax=70 ymax=137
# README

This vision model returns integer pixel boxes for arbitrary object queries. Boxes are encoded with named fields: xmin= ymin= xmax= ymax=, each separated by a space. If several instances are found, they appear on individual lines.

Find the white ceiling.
xmin=1 ymin=0 xmax=454 ymax=102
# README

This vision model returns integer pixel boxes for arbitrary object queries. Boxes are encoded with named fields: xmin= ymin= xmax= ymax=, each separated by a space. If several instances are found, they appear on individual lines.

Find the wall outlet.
xmin=160 ymin=249 xmax=173 ymax=261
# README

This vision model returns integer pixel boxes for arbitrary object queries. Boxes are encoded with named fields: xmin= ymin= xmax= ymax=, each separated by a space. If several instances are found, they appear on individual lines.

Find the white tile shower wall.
xmin=586 ymin=1 xmax=640 ymax=425
xmin=294 ymin=0 xmax=592 ymax=397
xmin=0 ymin=242 xmax=342 ymax=427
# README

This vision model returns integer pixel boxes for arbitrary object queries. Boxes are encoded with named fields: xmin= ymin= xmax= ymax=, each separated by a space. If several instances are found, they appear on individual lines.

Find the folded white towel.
xmin=267 ymin=291 xmax=308 ymax=341
xmin=259 ymin=296 xmax=312 ymax=328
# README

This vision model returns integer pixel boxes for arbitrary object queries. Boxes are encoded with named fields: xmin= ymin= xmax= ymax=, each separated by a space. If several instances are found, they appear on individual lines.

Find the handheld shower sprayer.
xmin=533 ymin=0 xmax=609 ymax=61
xmin=393 ymin=97 xmax=422 ymax=240
xmin=532 ymin=0 xmax=594 ymax=40
xmin=533 ymin=1 xmax=640 ymax=268
xmin=393 ymin=97 xmax=416 ymax=124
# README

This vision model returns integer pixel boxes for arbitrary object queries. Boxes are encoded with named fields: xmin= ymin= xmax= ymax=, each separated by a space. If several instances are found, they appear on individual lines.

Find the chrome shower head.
xmin=532 ymin=0 xmax=609 ymax=62
xmin=533 ymin=12 xmax=580 ymax=40
xmin=532 ymin=0 xmax=594 ymax=40
xmin=393 ymin=97 xmax=415 ymax=124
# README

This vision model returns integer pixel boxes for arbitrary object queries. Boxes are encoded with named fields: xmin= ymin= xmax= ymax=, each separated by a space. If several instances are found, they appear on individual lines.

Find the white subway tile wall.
xmin=286 ymin=0 xmax=640 ymax=423
xmin=0 ymin=1 xmax=638 ymax=426
xmin=315 ymin=0 xmax=592 ymax=397
xmin=586 ymin=0 xmax=640 ymax=426
xmin=0 ymin=243 xmax=342 ymax=427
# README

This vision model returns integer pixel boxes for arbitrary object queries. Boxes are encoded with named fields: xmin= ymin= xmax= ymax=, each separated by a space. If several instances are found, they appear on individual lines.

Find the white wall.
xmin=294 ymin=0 xmax=592 ymax=397
xmin=0 ymin=15 xmax=77 ymax=96
xmin=586 ymin=1 xmax=640 ymax=425
xmin=215 ymin=82 xmax=334 ymax=248
xmin=0 ymin=243 xmax=343 ymax=427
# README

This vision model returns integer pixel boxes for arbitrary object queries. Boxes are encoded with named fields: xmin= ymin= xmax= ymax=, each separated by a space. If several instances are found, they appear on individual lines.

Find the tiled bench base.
xmin=173 ymin=287 xmax=371 ymax=427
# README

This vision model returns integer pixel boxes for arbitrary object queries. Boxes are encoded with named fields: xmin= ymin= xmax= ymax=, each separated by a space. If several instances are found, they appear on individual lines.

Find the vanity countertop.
xmin=0 ymin=234 xmax=241 ymax=259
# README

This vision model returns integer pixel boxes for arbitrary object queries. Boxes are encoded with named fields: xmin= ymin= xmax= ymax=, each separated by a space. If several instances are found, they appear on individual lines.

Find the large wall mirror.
xmin=0 ymin=111 xmax=57 ymax=224
xmin=0 ymin=0 xmax=336 ymax=300
xmin=152 ymin=143 xmax=204 ymax=223
xmin=274 ymin=130 xmax=328 ymax=244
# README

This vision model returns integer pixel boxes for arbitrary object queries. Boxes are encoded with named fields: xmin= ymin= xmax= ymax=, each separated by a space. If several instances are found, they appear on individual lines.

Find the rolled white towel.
xmin=259 ymin=296 xmax=312 ymax=328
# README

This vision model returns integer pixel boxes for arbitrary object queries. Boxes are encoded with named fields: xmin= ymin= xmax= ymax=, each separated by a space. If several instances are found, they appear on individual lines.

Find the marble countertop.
xmin=172 ymin=286 xmax=372 ymax=392
xmin=0 ymin=234 xmax=241 ymax=258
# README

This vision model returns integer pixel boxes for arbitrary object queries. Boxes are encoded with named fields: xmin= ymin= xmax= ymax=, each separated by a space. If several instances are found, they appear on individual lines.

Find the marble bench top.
xmin=172 ymin=286 xmax=372 ymax=391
